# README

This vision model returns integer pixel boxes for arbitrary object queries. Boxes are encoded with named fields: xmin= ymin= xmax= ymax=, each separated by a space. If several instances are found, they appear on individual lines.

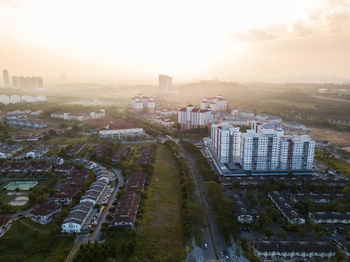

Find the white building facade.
xmin=130 ymin=94 xmax=155 ymax=113
xmin=178 ymin=105 xmax=213 ymax=130
xmin=200 ymin=95 xmax=227 ymax=112
xmin=211 ymin=123 xmax=241 ymax=164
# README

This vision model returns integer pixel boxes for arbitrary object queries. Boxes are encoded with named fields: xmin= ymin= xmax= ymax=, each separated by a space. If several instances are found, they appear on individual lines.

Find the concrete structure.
xmin=309 ymin=212 xmax=350 ymax=224
xmin=61 ymin=201 xmax=94 ymax=233
xmin=130 ymin=94 xmax=155 ymax=113
xmin=240 ymin=122 xmax=284 ymax=171
xmin=280 ymin=135 xmax=315 ymax=171
xmin=30 ymin=202 xmax=61 ymax=224
xmin=211 ymin=123 xmax=241 ymax=164
xmin=26 ymin=145 xmax=49 ymax=159
xmin=2 ymin=69 xmax=9 ymax=87
xmin=200 ymin=95 xmax=227 ymax=112
xmin=254 ymin=241 xmax=336 ymax=261
xmin=178 ymin=105 xmax=213 ymax=130
xmin=232 ymin=194 xmax=253 ymax=224
xmin=158 ymin=74 xmax=172 ymax=92
xmin=51 ymin=109 xmax=105 ymax=121
xmin=268 ymin=191 xmax=305 ymax=224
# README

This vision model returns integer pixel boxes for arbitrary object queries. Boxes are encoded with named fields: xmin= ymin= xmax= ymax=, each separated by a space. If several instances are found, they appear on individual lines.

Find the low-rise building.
xmin=112 ymin=147 xmax=129 ymax=162
xmin=61 ymin=201 xmax=94 ymax=233
xmin=55 ymin=163 xmax=74 ymax=175
xmin=67 ymin=141 xmax=86 ymax=156
xmin=0 ymin=215 xmax=12 ymax=236
xmin=99 ymin=120 xmax=144 ymax=139
xmin=31 ymin=162 xmax=52 ymax=173
xmin=30 ymin=202 xmax=61 ymax=224
xmin=309 ymin=212 xmax=350 ymax=224
xmin=80 ymin=180 xmax=108 ymax=205
xmin=232 ymin=194 xmax=254 ymax=224
xmin=26 ymin=145 xmax=49 ymax=159
xmin=178 ymin=105 xmax=213 ymax=130
xmin=0 ymin=144 xmax=23 ymax=159
xmin=254 ymin=241 xmax=336 ymax=261
xmin=268 ymin=191 xmax=305 ymax=224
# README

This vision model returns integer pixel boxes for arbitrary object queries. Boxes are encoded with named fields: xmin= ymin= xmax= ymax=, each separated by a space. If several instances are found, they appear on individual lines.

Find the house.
xmin=31 ymin=162 xmax=52 ymax=173
xmin=26 ymin=145 xmax=49 ymax=159
xmin=232 ymin=194 xmax=254 ymax=224
xmin=92 ymin=143 xmax=108 ymax=157
xmin=0 ymin=144 xmax=23 ymax=159
xmin=52 ymin=183 xmax=81 ymax=205
xmin=42 ymin=156 xmax=64 ymax=165
xmin=55 ymin=163 xmax=74 ymax=175
xmin=93 ymin=165 xmax=115 ymax=182
xmin=126 ymin=171 xmax=147 ymax=191
xmin=11 ymin=132 xmax=44 ymax=142
xmin=290 ymin=193 xmax=344 ymax=204
xmin=112 ymin=192 xmax=141 ymax=228
xmin=112 ymin=147 xmax=129 ymax=162
xmin=254 ymin=241 xmax=336 ymax=261
xmin=268 ymin=191 xmax=305 ymax=224
xmin=80 ymin=180 xmax=108 ymax=205
xmin=7 ymin=162 xmax=31 ymax=173
xmin=309 ymin=212 xmax=350 ymax=224
xmin=0 ymin=216 xmax=12 ymax=236
xmin=30 ymin=202 xmax=61 ymax=224
xmin=67 ymin=142 xmax=86 ymax=156
xmin=136 ymin=146 xmax=155 ymax=165
xmin=61 ymin=201 xmax=94 ymax=233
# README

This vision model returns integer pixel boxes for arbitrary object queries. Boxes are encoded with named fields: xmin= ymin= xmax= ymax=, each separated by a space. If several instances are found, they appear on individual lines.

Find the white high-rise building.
xmin=178 ymin=105 xmax=213 ymax=130
xmin=211 ymin=123 xmax=241 ymax=164
xmin=280 ymin=135 xmax=315 ymax=171
xmin=158 ymin=75 xmax=172 ymax=92
xmin=130 ymin=94 xmax=155 ymax=113
xmin=240 ymin=122 xmax=284 ymax=171
xmin=200 ymin=95 xmax=227 ymax=112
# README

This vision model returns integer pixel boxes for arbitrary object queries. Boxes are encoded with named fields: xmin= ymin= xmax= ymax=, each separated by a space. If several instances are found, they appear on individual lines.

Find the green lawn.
xmin=134 ymin=144 xmax=185 ymax=261
xmin=0 ymin=218 xmax=73 ymax=262
xmin=320 ymin=158 xmax=350 ymax=178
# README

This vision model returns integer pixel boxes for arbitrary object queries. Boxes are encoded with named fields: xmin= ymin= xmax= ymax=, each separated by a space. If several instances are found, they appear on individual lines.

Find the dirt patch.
xmin=310 ymin=127 xmax=350 ymax=147
xmin=9 ymin=196 xmax=29 ymax=206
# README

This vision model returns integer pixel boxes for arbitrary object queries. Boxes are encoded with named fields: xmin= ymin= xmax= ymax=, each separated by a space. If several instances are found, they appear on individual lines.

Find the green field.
xmin=134 ymin=144 xmax=185 ymax=261
xmin=0 ymin=218 xmax=73 ymax=262
xmin=319 ymin=158 xmax=350 ymax=178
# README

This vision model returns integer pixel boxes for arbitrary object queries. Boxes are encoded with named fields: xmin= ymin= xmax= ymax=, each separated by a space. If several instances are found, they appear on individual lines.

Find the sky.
xmin=0 ymin=0 xmax=350 ymax=84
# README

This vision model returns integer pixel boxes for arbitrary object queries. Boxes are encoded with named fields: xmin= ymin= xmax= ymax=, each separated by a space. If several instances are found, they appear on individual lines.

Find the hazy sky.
xmin=1 ymin=0 xmax=350 ymax=84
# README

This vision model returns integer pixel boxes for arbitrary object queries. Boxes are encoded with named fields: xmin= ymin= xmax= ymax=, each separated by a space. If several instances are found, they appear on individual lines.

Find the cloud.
xmin=292 ymin=21 xmax=313 ymax=37
xmin=232 ymin=25 xmax=287 ymax=42
xmin=0 ymin=0 xmax=21 ymax=9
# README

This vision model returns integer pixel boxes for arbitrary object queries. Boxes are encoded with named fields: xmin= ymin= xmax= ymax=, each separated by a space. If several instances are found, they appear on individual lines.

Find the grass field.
xmin=0 ymin=218 xmax=72 ymax=262
xmin=267 ymin=99 xmax=316 ymax=109
xmin=319 ymin=158 xmax=350 ymax=178
xmin=134 ymin=144 xmax=185 ymax=261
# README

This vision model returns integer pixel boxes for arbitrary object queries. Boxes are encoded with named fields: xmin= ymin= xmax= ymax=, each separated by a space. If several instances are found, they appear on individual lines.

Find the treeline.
xmin=164 ymin=140 xmax=203 ymax=243
xmin=180 ymin=141 xmax=237 ymax=240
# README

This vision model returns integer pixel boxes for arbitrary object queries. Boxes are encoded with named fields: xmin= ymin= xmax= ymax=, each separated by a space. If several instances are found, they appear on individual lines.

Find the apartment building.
xmin=178 ymin=105 xmax=213 ymax=130
xmin=200 ymin=95 xmax=227 ymax=112
xmin=240 ymin=122 xmax=284 ymax=171
xmin=211 ymin=123 xmax=241 ymax=164
xmin=130 ymin=94 xmax=155 ymax=113
xmin=280 ymin=135 xmax=315 ymax=171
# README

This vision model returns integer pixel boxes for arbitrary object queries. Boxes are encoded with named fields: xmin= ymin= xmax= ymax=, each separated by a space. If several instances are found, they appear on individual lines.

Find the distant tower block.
xmin=2 ymin=69 xmax=10 ymax=87
xmin=158 ymin=75 xmax=172 ymax=92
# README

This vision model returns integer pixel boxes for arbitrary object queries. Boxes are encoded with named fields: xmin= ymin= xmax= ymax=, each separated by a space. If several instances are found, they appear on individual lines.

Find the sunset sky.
xmin=0 ymin=0 xmax=350 ymax=83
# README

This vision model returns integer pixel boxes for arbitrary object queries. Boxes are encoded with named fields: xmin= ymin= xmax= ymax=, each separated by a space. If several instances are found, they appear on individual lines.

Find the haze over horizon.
xmin=1 ymin=0 xmax=350 ymax=84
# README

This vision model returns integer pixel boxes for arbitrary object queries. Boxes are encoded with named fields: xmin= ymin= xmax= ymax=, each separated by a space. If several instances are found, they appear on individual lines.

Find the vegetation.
xmin=0 ymin=218 xmax=73 ymax=262
xmin=180 ymin=141 xmax=237 ymax=240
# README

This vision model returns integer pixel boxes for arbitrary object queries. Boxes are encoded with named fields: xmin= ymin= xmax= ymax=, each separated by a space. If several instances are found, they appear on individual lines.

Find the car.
xmin=219 ymin=251 xmax=224 ymax=258
xmin=225 ymin=255 xmax=229 ymax=261
xmin=204 ymin=243 xmax=208 ymax=249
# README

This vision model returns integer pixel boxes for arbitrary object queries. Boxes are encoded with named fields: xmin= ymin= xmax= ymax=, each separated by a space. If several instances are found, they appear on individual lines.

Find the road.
xmin=65 ymin=168 xmax=124 ymax=262
xmin=178 ymin=142 xmax=226 ymax=261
